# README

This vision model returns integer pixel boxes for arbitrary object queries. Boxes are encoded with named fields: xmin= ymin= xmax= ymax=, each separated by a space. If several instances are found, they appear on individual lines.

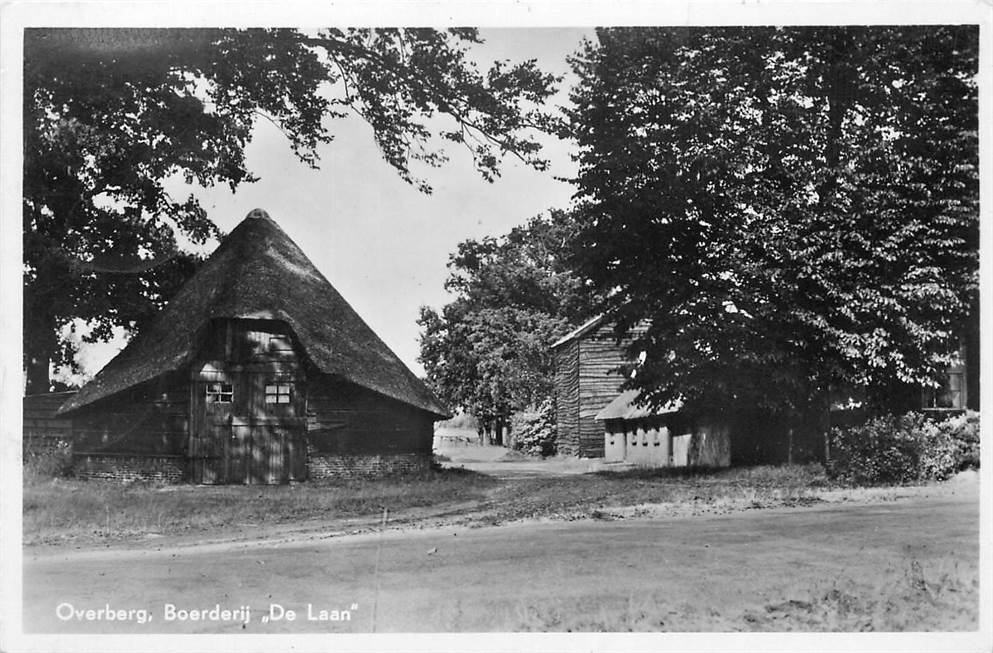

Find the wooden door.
xmin=248 ymin=375 xmax=306 ymax=484
xmin=191 ymin=379 xmax=236 ymax=484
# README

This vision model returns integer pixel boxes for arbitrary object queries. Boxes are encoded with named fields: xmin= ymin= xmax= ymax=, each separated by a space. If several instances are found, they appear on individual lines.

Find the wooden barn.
xmin=595 ymin=390 xmax=731 ymax=468
xmin=550 ymin=316 xmax=647 ymax=457
xmin=56 ymin=209 xmax=449 ymax=484
xmin=552 ymin=311 xmax=978 ymax=466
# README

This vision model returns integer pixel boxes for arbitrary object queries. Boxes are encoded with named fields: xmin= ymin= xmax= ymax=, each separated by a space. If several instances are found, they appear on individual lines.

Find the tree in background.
xmin=418 ymin=210 xmax=593 ymax=444
xmin=24 ymin=28 xmax=558 ymax=393
xmin=564 ymin=27 xmax=978 ymax=425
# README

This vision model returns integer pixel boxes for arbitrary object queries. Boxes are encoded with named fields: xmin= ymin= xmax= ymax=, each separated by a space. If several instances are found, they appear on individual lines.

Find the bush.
xmin=24 ymin=440 xmax=74 ymax=480
xmin=937 ymin=410 xmax=980 ymax=471
xmin=827 ymin=411 xmax=979 ymax=485
xmin=511 ymin=398 xmax=557 ymax=458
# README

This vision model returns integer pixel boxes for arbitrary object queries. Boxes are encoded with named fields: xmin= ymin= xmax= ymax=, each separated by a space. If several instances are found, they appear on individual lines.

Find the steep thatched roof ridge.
xmin=59 ymin=210 xmax=449 ymax=418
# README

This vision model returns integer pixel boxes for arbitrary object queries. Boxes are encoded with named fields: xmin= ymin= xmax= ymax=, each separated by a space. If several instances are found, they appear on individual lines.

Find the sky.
xmin=65 ymin=28 xmax=596 ymax=382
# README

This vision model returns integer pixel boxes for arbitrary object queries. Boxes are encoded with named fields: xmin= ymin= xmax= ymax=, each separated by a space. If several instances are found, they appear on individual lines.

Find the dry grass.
xmin=474 ymin=464 xmax=830 ymax=526
xmin=22 ymin=467 xmax=496 ymax=545
xmin=512 ymin=558 xmax=978 ymax=632
xmin=22 ymin=462 xmax=948 ymax=546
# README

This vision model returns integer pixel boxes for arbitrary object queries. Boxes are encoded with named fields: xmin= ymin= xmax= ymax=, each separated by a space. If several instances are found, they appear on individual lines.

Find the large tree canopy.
xmin=24 ymin=27 xmax=558 ymax=392
xmin=564 ymin=27 xmax=979 ymax=418
xmin=418 ymin=210 xmax=593 ymax=437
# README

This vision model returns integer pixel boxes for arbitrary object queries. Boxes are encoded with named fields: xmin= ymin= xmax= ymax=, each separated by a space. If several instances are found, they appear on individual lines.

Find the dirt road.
xmin=22 ymin=483 xmax=978 ymax=633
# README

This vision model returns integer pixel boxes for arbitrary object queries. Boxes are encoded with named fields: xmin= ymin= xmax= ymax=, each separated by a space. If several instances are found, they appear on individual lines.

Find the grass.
xmin=21 ymin=461 xmax=948 ymax=546
xmin=473 ymin=463 xmax=831 ymax=526
xmin=22 ymin=467 xmax=497 ymax=545
xmin=512 ymin=558 xmax=978 ymax=632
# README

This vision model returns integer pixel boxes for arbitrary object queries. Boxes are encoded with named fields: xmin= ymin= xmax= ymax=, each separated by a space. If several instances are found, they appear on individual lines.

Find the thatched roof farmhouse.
xmin=58 ymin=209 xmax=449 ymax=484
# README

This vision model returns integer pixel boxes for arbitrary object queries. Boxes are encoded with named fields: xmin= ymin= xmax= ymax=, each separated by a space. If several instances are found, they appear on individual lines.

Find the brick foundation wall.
xmin=73 ymin=454 xmax=187 ymax=483
xmin=307 ymin=452 xmax=431 ymax=480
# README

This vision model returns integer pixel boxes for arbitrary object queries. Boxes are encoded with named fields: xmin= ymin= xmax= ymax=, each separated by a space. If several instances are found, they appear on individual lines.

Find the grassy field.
xmin=22 ymin=458 xmax=978 ymax=633
xmin=465 ymin=463 xmax=830 ymax=527
xmin=513 ymin=557 xmax=978 ymax=632
xmin=22 ymin=467 xmax=497 ymax=545
xmin=23 ymin=461 xmax=853 ymax=546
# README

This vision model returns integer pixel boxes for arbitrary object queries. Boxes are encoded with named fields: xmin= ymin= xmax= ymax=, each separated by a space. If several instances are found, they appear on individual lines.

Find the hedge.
xmin=827 ymin=410 xmax=979 ymax=485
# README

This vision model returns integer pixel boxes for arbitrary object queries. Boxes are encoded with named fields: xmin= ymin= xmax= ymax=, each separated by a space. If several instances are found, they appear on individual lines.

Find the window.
xmin=924 ymin=372 xmax=965 ymax=410
xmin=265 ymin=384 xmax=292 ymax=404
xmin=268 ymin=334 xmax=293 ymax=353
xmin=205 ymin=383 xmax=233 ymax=403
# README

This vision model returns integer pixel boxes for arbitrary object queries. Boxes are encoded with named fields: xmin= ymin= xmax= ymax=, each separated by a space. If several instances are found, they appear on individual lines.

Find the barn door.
xmin=192 ymin=375 xmax=304 ymax=484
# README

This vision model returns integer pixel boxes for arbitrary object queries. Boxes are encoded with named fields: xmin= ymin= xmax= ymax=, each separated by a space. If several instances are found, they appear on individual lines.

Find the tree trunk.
xmin=23 ymin=275 xmax=60 ymax=395
xmin=23 ymin=301 xmax=57 ymax=394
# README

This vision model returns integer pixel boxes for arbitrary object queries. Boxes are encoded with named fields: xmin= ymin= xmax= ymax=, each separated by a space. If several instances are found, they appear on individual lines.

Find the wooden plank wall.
xmin=191 ymin=318 xmax=307 ymax=484
xmin=307 ymin=376 xmax=434 ymax=455
xmin=575 ymin=322 xmax=646 ymax=457
xmin=72 ymin=373 xmax=189 ymax=456
xmin=23 ymin=392 xmax=76 ymax=441
xmin=553 ymin=340 xmax=581 ymax=456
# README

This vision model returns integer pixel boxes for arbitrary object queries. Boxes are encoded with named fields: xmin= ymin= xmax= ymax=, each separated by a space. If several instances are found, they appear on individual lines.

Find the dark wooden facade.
xmin=552 ymin=339 xmax=581 ymax=456
xmin=189 ymin=318 xmax=307 ymax=484
xmin=64 ymin=317 xmax=437 ymax=484
xmin=552 ymin=318 xmax=648 ymax=458
xmin=23 ymin=392 xmax=75 ymax=442
xmin=23 ymin=391 xmax=76 ymax=457
xmin=307 ymin=376 xmax=434 ymax=457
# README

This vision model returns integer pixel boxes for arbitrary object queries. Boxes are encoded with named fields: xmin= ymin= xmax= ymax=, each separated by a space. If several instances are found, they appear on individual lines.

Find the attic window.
xmin=268 ymin=334 xmax=293 ymax=352
xmin=206 ymin=383 xmax=233 ymax=403
xmin=265 ymin=384 xmax=292 ymax=404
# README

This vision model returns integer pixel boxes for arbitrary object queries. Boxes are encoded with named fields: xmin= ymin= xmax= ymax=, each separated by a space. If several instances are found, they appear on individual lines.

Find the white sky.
xmin=68 ymin=28 xmax=595 ymax=382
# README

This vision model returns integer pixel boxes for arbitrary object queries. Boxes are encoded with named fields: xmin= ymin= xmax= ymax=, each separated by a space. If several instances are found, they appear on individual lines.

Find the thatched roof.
xmin=60 ymin=209 xmax=449 ymax=418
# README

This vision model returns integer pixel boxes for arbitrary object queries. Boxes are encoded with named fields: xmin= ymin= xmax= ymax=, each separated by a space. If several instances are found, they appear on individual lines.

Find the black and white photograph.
xmin=1 ymin=2 xmax=990 ymax=651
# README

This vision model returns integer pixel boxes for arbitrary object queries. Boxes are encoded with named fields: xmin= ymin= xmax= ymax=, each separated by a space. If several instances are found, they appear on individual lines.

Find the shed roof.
xmin=59 ymin=209 xmax=449 ymax=418
xmin=595 ymin=389 xmax=682 ymax=421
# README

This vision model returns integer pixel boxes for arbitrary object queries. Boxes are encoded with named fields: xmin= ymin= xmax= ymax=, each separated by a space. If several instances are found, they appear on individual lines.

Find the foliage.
xmin=510 ymin=398 xmax=557 ymax=457
xmin=827 ymin=411 xmax=977 ymax=485
xmin=933 ymin=409 xmax=981 ymax=471
xmin=563 ymin=27 xmax=979 ymax=417
xmin=418 ymin=209 xmax=595 ymax=430
xmin=24 ymin=27 xmax=559 ymax=392
xmin=23 ymin=440 xmax=75 ymax=480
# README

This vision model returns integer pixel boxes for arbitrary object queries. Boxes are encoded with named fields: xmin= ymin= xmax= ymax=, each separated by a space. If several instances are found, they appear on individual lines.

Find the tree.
xmin=418 ymin=210 xmax=593 ymax=442
xmin=24 ymin=27 xmax=559 ymax=392
xmin=564 ymin=27 xmax=979 ymax=423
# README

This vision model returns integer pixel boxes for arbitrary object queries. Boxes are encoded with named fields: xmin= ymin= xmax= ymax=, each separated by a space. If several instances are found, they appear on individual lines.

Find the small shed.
xmin=550 ymin=316 xmax=647 ymax=458
xmin=595 ymin=390 xmax=731 ymax=468
xmin=57 ymin=209 xmax=449 ymax=484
